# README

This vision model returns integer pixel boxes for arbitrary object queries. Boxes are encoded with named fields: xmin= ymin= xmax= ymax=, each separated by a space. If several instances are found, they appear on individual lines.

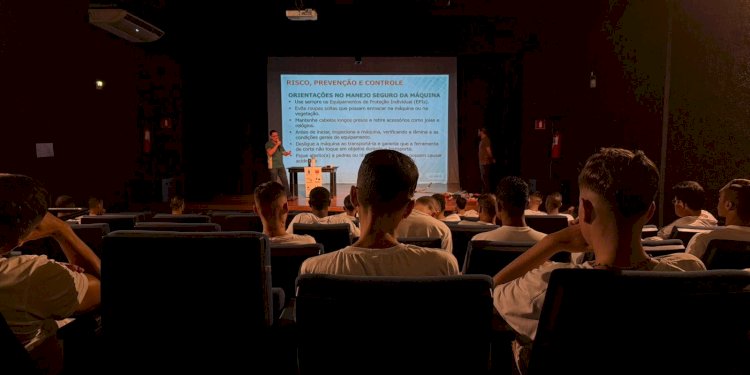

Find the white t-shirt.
xmin=443 ymin=213 xmax=461 ymax=222
xmin=395 ymin=210 xmax=453 ymax=253
xmin=462 ymin=210 xmax=479 ymax=218
xmin=524 ymin=209 xmax=546 ymax=216
xmin=494 ymin=252 xmax=706 ymax=342
xmin=0 ymin=255 xmax=89 ymax=347
xmin=657 ymin=210 xmax=718 ymax=239
xmin=685 ymin=225 xmax=750 ymax=260
xmin=299 ymin=243 xmax=460 ymax=276
xmin=471 ymin=226 xmax=547 ymax=243
xmin=269 ymin=233 xmax=316 ymax=245
xmin=287 ymin=212 xmax=360 ymax=238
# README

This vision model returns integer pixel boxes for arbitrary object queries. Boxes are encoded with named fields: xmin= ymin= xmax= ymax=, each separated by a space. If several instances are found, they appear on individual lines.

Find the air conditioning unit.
xmin=89 ymin=8 xmax=164 ymax=43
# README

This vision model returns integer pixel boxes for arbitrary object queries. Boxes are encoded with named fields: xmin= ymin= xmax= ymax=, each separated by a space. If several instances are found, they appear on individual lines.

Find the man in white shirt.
xmin=287 ymin=186 xmax=360 ymax=239
xmin=395 ymin=196 xmax=453 ymax=252
xmin=656 ymin=181 xmax=718 ymax=239
xmin=0 ymin=174 xmax=102 ymax=367
xmin=492 ymin=149 xmax=705 ymax=374
xmin=458 ymin=194 xmax=497 ymax=226
xmin=254 ymin=181 xmax=316 ymax=245
xmin=473 ymin=177 xmax=546 ymax=243
xmin=523 ymin=191 xmax=546 ymax=216
xmin=333 ymin=194 xmax=358 ymax=221
xmin=300 ymin=150 xmax=459 ymax=276
xmin=685 ymin=178 xmax=750 ymax=259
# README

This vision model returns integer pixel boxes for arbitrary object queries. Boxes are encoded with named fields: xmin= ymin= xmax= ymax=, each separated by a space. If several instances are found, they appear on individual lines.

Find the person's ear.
xmin=726 ymin=200 xmax=736 ymax=211
xmin=281 ymin=201 xmax=289 ymax=215
xmin=581 ymin=198 xmax=595 ymax=224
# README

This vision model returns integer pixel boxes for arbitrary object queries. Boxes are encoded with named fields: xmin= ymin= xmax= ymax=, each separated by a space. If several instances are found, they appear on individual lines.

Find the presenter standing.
xmin=478 ymin=127 xmax=496 ymax=194
xmin=266 ymin=130 xmax=293 ymax=199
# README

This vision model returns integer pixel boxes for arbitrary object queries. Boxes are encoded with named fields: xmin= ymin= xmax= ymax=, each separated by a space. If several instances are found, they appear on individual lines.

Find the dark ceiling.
xmin=94 ymin=0 xmax=542 ymax=57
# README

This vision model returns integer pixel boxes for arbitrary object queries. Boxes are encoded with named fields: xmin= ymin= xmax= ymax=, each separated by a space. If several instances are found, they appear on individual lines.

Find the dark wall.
xmin=0 ymin=0 xmax=139 ymax=208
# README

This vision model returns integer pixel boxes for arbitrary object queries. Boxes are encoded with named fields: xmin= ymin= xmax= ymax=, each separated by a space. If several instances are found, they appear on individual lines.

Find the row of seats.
xmin=93 ymin=229 xmax=750 ymax=374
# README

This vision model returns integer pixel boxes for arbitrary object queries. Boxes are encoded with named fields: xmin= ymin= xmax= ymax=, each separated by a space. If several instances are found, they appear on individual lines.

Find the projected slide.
xmin=280 ymin=74 xmax=449 ymax=184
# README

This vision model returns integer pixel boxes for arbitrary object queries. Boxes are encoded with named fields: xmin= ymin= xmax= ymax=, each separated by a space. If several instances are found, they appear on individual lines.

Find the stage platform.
xmin=186 ymin=183 xmax=469 ymax=213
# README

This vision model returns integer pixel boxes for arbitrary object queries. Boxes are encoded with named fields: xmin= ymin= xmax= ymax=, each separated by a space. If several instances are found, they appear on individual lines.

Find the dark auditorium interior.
xmin=2 ymin=0 xmax=750 ymax=373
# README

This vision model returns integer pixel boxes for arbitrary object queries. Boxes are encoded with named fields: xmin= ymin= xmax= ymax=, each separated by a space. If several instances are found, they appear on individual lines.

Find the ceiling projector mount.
xmin=286 ymin=8 xmax=318 ymax=21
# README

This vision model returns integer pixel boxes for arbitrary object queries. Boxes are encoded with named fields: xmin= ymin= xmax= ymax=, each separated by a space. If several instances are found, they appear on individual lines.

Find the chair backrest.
xmin=269 ymin=243 xmax=324 ymax=304
xmin=525 ymin=215 xmax=568 ymax=234
xmin=80 ymin=214 xmax=139 ymax=232
xmin=449 ymin=224 xmax=499 ymax=270
xmin=101 ymin=230 xmax=272 ymax=372
xmin=641 ymin=238 xmax=685 ymax=256
xmin=529 ymin=268 xmax=750 ymax=375
xmin=134 ymin=221 xmax=221 ymax=232
xmin=295 ymin=274 xmax=494 ymax=375
xmin=641 ymin=224 xmax=658 ymax=238
xmin=206 ymin=210 xmax=246 ymax=228
xmin=463 ymin=240 xmax=537 ymax=275
xmin=150 ymin=213 xmax=211 ymax=223
xmin=293 ymin=223 xmax=351 ymax=253
xmin=669 ymin=225 xmax=716 ymax=244
xmin=459 ymin=215 xmax=480 ymax=222
xmin=0 ymin=312 xmax=40 ymax=375
xmin=69 ymin=223 xmax=111 ymax=257
xmin=221 ymin=214 xmax=263 ymax=232
xmin=702 ymin=239 xmax=750 ymax=270
xmin=397 ymin=237 xmax=443 ymax=248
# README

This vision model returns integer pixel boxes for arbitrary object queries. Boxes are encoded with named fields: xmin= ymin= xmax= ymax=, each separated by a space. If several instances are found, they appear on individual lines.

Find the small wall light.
xmin=95 ymin=80 xmax=105 ymax=90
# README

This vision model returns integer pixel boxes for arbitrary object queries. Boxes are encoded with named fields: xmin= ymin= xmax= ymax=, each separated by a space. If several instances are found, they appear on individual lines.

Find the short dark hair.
xmin=343 ymin=195 xmax=355 ymax=211
xmin=356 ymin=149 xmax=418 ymax=210
xmin=578 ymin=148 xmax=658 ymax=218
xmin=545 ymin=192 xmax=563 ymax=213
xmin=0 ymin=174 xmax=48 ymax=249
xmin=254 ymin=181 xmax=286 ymax=218
xmin=431 ymin=193 xmax=446 ymax=213
xmin=54 ymin=195 xmax=76 ymax=208
xmin=496 ymin=176 xmax=529 ymax=217
xmin=308 ymin=186 xmax=331 ymax=211
xmin=269 ymin=130 xmax=278 ymax=136
xmin=455 ymin=196 xmax=467 ymax=210
xmin=477 ymin=194 xmax=496 ymax=218
xmin=88 ymin=197 xmax=103 ymax=209
xmin=720 ymin=179 xmax=750 ymax=222
xmin=170 ymin=196 xmax=185 ymax=211
xmin=672 ymin=181 xmax=705 ymax=211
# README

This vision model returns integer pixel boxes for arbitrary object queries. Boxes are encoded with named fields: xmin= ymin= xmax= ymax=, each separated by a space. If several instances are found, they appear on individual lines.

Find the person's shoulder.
xmin=652 ymin=252 xmax=706 ymax=271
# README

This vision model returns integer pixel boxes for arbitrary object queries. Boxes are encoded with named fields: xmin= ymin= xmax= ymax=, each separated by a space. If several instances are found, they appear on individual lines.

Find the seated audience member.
xmin=460 ymin=196 xmax=479 ymax=218
xmin=492 ymin=148 xmax=705 ymax=373
xmin=300 ymin=149 xmax=459 ymax=275
xmin=685 ymin=178 xmax=750 ymax=259
xmin=88 ymin=197 xmax=105 ymax=216
xmin=655 ymin=181 xmax=717 ymax=239
xmin=458 ymin=194 xmax=497 ymax=225
xmin=0 ymin=174 xmax=101 ymax=368
xmin=430 ymin=193 xmax=454 ymax=222
xmin=443 ymin=195 xmax=462 ymax=222
xmin=395 ymin=196 xmax=453 ymax=252
xmin=523 ymin=190 xmax=546 ymax=216
xmin=54 ymin=195 xmax=76 ymax=211
xmin=170 ymin=196 xmax=186 ymax=215
xmin=254 ymin=181 xmax=315 ymax=245
xmin=287 ymin=186 xmax=360 ymax=238
xmin=544 ymin=192 xmax=575 ymax=223
xmin=334 ymin=194 xmax=358 ymax=221
xmin=472 ymin=177 xmax=547 ymax=242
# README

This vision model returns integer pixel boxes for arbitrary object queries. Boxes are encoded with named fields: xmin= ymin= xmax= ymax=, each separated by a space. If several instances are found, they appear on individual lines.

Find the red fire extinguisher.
xmin=144 ymin=128 xmax=152 ymax=154
xmin=551 ymin=130 xmax=561 ymax=159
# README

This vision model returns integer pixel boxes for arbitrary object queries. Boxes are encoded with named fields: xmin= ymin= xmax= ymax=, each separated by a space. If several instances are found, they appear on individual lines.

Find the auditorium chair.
xmin=80 ymin=214 xmax=139 ymax=232
xmin=463 ymin=240 xmax=538 ymax=276
xmin=221 ymin=214 xmax=263 ymax=232
xmin=449 ymin=224 xmax=499 ymax=270
xmin=295 ymin=274 xmax=494 ymax=375
xmin=641 ymin=224 xmax=658 ymax=238
xmin=641 ymin=238 xmax=685 ymax=256
xmin=669 ymin=225 xmax=717 ymax=245
xmin=701 ymin=239 xmax=750 ymax=270
xmin=529 ymin=268 xmax=750 ymax=374
xmin=101 ymin=231 xmax=274 ymax=373
xmin=293 ymin=223 xmax=351 ymax=253
xmin=268 ymin=242 xmax=323 ymax=306
xmin=397 ymin=237 xmax=443 ymax=249
xmin=524 ymin=215 xmax=569 ymax=234
xmin=134 ymin=222 xmax=221 ymax=232
xmin=70 ymin=223 xmax=111 ymax=257
xmin=150 ymin=213 xmax=212 ymax=223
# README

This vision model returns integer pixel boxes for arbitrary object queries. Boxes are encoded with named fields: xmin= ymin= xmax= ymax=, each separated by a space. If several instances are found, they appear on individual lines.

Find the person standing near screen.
xmin=266 ymin=130 xmax=293 ymax=199
xmin=478 ymin=127 xmax=496 ymax=194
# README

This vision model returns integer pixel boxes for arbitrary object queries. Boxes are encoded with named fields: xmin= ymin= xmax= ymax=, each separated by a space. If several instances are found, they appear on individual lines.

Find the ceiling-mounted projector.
xmin=286 ymin=8 xmax=318 ymax=21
